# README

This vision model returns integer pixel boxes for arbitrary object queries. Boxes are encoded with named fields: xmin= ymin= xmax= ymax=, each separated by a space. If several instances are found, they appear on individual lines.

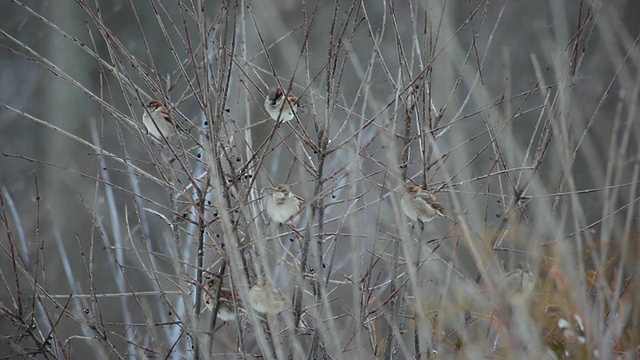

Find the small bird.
xmin=202 ymin=274 xmax=243 ymax=321
xmin=400 ymin=185 xmax=446 ymax=223
xmin=498 ymin=263 xmax=535 ymax=304
xmin=142 ymin=100 xmax=182 ymax=139
xmin=248 ymin=281 xmax=285 ymax=315
xmin=264 ymin=86 xmax=300 ymax=122
xmin=265 ymin=184 xmax=304 ymax=225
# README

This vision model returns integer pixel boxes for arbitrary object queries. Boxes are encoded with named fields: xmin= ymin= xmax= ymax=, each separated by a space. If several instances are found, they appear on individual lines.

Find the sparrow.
xmin=498 ymin=263 xmax=535 ymax=304
xmin=264 ymin=86 xmax=300 ymax=122
xmin=265 ymin=184 xmax=304 ymax=225
xmin=400 ymin=185 xmax=446 ymax=223
xmin=248 ymin=281 xmax=285 ymax=315
xmin=202 ymin=274 xmax=244 ymax=321
xmin=142 ymin=100 xmax=182 ymax=139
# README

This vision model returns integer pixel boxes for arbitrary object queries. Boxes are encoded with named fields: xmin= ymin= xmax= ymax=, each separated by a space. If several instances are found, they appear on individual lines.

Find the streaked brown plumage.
xmin=264 ymin=86 xmax=300 ymax=122
xmin=142 ymin=100 xmax=182 ymax=139
xmin=202 ymin=274 xmax=243 ymax=321
xmin=400 ymin=185 xmax=446 ymax=223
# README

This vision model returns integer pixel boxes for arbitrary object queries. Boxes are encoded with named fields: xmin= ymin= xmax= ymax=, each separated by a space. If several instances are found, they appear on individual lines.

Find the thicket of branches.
xmin=1 ymin=0 xmax=639 ymax=359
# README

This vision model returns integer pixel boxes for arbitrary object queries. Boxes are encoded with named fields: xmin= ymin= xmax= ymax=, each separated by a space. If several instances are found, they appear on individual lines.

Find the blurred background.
xmin=1 ymin=0 xmax=639 ymax=358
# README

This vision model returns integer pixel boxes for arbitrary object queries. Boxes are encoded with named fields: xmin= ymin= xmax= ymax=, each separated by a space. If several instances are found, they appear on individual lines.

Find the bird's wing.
xmin=414 ymin=192 xmax=445 ymax=215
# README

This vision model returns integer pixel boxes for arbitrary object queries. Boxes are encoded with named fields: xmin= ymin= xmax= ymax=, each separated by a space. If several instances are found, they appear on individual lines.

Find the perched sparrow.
xmin=142 ymin=100 xmax=182 ymax=139
xmin=498 ymin=263 xmax=535 ymax=304
xmin=400 ymin=185 xmax=446 ymax=223
xmin=202 ymin=274 xmax=243 ymax=321
xmin=265 ymin=184 xmax=304 ymax=225
xmin=248 ymin=281 xmax=285 ymax=315
xmin=264 ymin=86 xmax=300 ymax=122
